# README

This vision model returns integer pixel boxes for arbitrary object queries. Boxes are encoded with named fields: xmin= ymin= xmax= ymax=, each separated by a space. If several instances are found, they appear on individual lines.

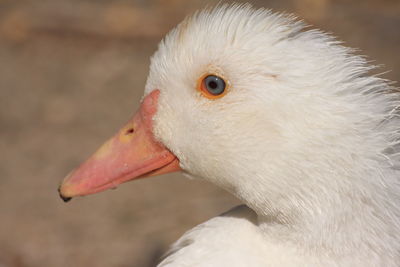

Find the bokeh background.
xmin=0 ymin=0 xmax=399 ymax=266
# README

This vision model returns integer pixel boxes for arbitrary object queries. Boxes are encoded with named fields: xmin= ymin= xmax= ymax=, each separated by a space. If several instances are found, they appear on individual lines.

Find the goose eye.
xmin=198 ymin=74 xmax=227 ymax=99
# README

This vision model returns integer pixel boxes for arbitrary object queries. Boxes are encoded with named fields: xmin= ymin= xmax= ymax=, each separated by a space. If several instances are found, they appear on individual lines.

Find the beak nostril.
xmin=125 ymin=128 xmax=135 ymax=135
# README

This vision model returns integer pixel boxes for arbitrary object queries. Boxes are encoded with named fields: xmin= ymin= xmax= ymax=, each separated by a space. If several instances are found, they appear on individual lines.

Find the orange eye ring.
xmin=197 ymin=74 xmax=228 ymax=100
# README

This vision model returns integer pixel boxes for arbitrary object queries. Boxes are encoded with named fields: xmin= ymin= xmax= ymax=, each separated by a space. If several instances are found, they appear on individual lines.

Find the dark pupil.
xmin=208 ymin=81 xmax=218 ymax=90
xmin=205 ymin=75 xmax=225 ymax=95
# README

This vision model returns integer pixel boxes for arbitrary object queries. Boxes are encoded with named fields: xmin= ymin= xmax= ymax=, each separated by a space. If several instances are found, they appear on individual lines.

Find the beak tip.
xmin=58 ymin=186 xmax=73 ymax=202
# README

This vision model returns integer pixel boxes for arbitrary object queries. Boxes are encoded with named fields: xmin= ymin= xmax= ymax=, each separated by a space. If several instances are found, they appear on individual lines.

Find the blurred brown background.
xmin=0 ymin=0 xmax=399 ymax=266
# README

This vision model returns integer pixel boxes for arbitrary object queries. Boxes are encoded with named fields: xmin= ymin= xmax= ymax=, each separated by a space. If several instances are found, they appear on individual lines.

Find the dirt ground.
xmin=0 ymin=0 xmax=399 ymax=266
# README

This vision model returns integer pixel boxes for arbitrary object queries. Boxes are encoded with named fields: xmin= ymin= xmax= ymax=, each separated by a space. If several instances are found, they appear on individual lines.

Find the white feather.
xmin=143 ymin=4 xmax=400 ymax=266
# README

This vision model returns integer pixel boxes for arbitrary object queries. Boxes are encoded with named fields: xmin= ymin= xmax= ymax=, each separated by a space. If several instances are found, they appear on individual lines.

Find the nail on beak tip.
xmin=58 ymin=186 xmax=72 ymax=202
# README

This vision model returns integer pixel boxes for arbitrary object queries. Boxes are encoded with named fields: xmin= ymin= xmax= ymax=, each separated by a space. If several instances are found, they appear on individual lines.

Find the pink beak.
xmin=58 ymin=90 xmax=181 ymax=201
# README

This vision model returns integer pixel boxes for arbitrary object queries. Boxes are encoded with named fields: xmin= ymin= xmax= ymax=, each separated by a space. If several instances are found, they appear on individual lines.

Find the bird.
xmin=59 ymin=4 xmax=400 ymax=266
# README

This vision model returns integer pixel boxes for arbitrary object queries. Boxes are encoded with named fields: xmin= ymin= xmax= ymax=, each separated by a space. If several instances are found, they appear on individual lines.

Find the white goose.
xmin=59 ymin=4 xmax=400 ymax=266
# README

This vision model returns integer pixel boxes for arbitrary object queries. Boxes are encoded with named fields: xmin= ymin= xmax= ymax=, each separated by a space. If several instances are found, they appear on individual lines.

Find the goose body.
xmin=159 ymin=205 xmax=320 ymax=267
xmin=60 ymin=4 xmax=400 ymax=266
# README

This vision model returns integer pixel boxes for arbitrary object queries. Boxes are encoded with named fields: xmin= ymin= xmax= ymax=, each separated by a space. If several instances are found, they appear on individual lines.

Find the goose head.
xmin=59 ymin=5 xmax=398 ymax=224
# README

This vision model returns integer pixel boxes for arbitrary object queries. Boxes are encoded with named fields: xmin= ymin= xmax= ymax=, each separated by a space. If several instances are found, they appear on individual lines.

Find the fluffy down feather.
xmin=144 ymin=4 xmax=399 ymax=266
